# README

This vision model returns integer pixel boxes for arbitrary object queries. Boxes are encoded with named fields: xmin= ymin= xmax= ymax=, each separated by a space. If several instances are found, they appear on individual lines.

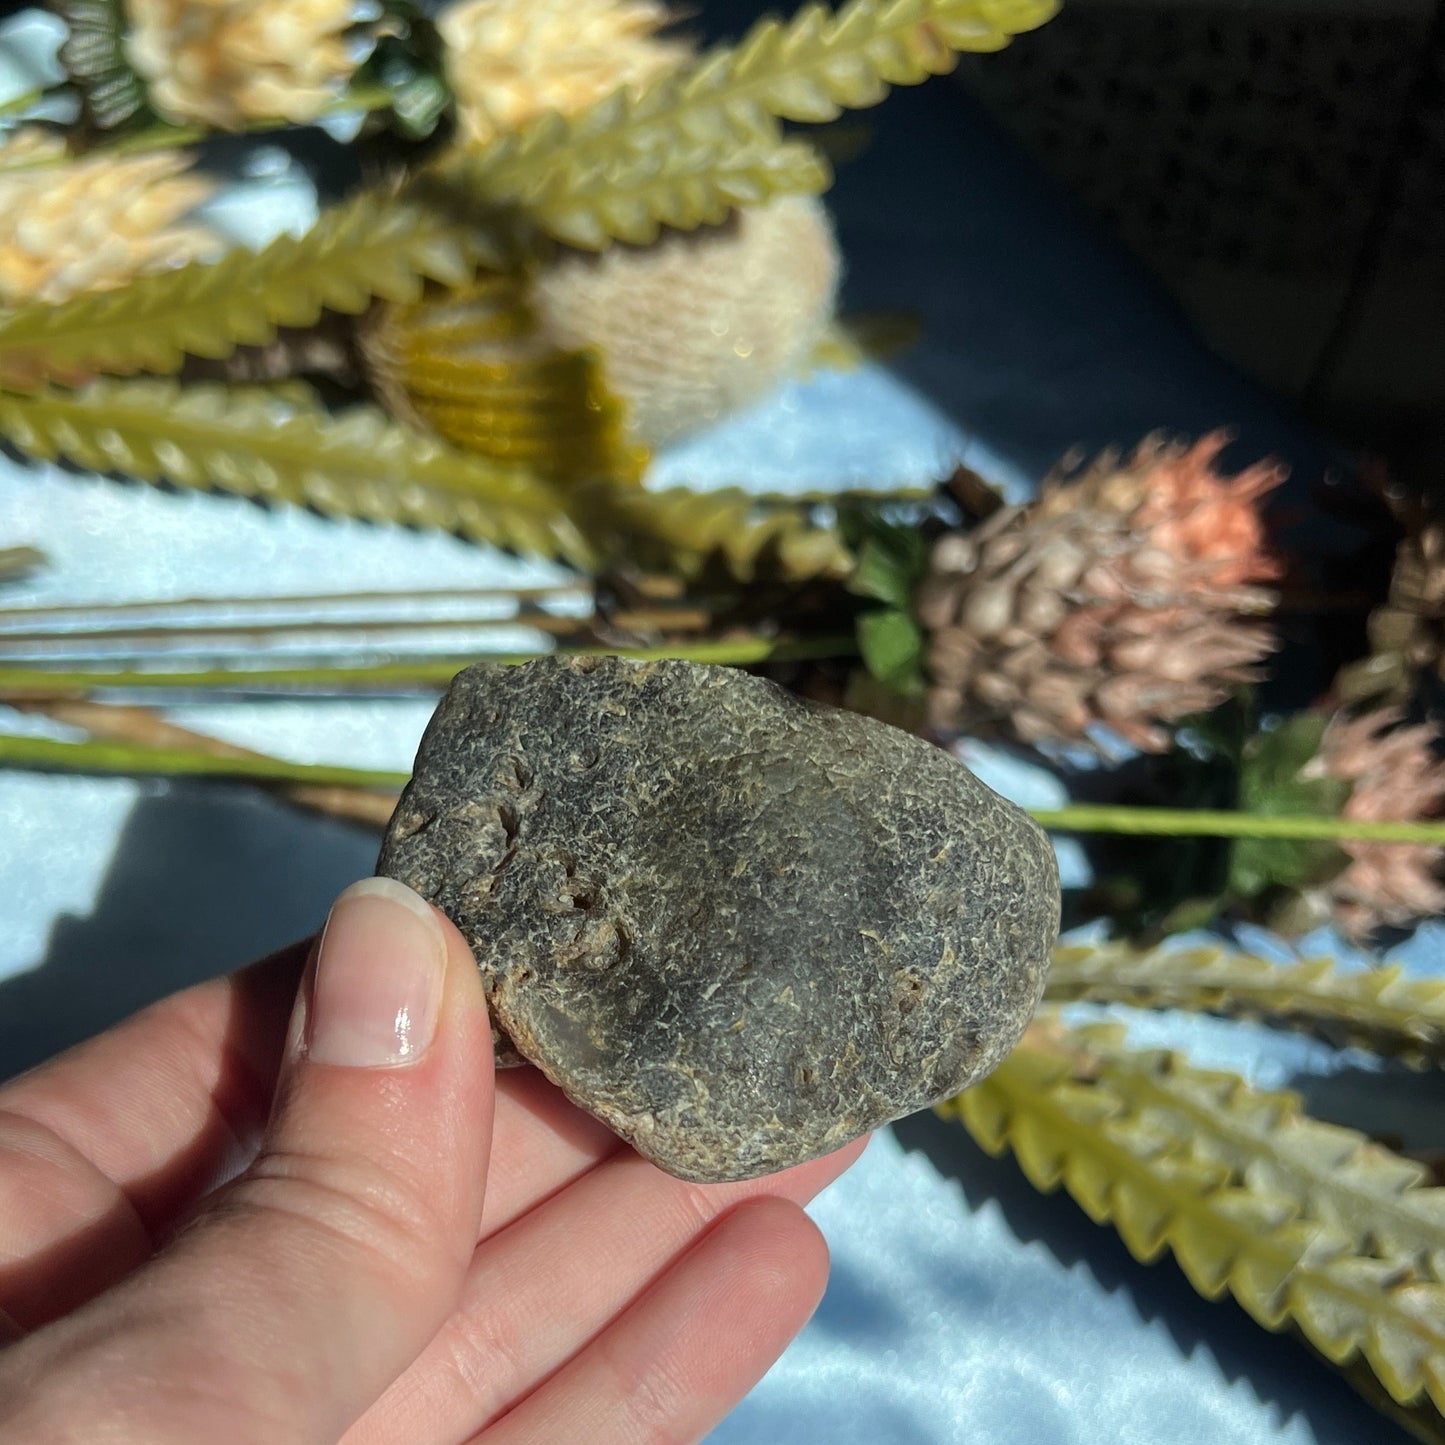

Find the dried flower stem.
xmin=0 ymin=605 xmax=712 ymax=657
xmin=0 ymin=635 xmax=857 ymax=697
xmin=0 ymin=584 xmax=593 ymax=624
xmin=5 ymin=722 xmax=1443 ymax=850
xmin=1031 ymin=804 xmax=1445 ymax=848
xmin=0 ymin=547 xmax=46 ymax=585
xmin=0 ymin=731 xmax=409 ymax=789
xmin=0 ymin=84 xmax=401 ymax=176
xmin=15 ymin=699 xmax=398 ymax=826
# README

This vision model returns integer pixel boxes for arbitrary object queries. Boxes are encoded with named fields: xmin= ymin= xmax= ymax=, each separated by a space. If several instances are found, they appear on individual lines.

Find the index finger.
xmin=2 ymin=938 xmax=306 ymax=1233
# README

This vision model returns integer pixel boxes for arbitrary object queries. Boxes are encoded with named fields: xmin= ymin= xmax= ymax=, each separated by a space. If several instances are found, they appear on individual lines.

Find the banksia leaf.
xmin=941 ymin=1027 xmax=1445 ymax=1416
xmin=1065 ymin=1023 xmax=1445 ymax=1280
xmin=0 ymin=192 xmax=484 ymax=387
xmin=427 ymin=127 xmax=830 ymax=253
xmin=0 ymin=378 xmax=597 ymax=566
xmin=0 ymin=546 xmax=46 ymax=584
xmin=360 ymin=271 xmax=647 ymax=486
xmin=431 ymin=0 xmax=1054 ymax=249
xmin=1044 ymin=941 xmax=1445 ymax=1069
xmin=574 ymin=479 xmax=853 ymax=581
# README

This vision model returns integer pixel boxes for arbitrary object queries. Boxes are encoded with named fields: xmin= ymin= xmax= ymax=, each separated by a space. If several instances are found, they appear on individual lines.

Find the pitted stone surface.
xmin=377 ymin=656 xmax=1059 ymax=1182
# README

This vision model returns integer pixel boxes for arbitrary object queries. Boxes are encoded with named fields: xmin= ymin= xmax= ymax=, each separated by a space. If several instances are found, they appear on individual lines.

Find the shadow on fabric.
xmin=0 ymin=783 xmax=379 ymax=1083
xmin=889 ymin=1111 xmax=1416 ymax=1445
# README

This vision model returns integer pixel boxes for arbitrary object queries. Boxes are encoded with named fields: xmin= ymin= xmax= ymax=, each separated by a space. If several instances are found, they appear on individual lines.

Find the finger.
xmin=0 ymin=940 xmax=614 ymax=1330
xmin=2 ymin=939 xmax=304 ymax=1222
xmin=476 ymin=1068 xmax=621 ymax=1237
xmin=0 ymin=878 xmax=493 ymax=1445
xmin=0 ymin=941 xmax=303 ymax=1329
xmin=353 ymin=1135 xmax=867 ymax=1443
xmin=476 ymin=1197 xmax=830 ymax=1445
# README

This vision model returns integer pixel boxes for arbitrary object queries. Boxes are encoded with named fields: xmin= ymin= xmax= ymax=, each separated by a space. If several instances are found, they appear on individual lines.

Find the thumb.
xmin=0 ymin=877 xmax=494 ymax=1445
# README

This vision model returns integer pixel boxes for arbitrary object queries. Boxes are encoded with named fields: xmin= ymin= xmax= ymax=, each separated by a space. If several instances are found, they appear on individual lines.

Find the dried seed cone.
xmin=1312 ymin=708 xmax=1445 ymax=939
xmin=1342 ymin=514 xmax=1445 ymax=706
xmin=532 ymin=195 xmax=841 ymax=447
xmin=362 ymin=195 xmax=841 ymax=472
xmin=440 ymin=0 xmax=688 ymax=147
xmin=915 ymin=434 xmax=1284 ymax=751
xmin=0 ymin=128 xmax=219 ymax=305
xmin=122 ymin=0 xmax=361 ymax=128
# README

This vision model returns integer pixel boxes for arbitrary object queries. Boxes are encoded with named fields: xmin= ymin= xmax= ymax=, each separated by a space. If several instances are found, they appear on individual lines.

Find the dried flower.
xmin=916 ymin=433 xmax=1284 ymax=751
xmin=1340 ymin=511 xmax=1445 ymax=707
xmin=440 ymin=0 xmax=689 ymax=147
xmin=0 ymin=128 xmax=218 ymax=306
xmin=362 ymin=194 xmax=840 ymax=467
xmin=1311 ymin=708 xmax=1445 ymax=939
xmin=122 ymin=0 xmax=362 ymax=128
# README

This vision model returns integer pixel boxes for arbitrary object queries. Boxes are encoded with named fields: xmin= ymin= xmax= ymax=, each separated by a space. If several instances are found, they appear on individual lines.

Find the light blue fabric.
xmin=0 ymin=7 xmax=1434 ymax=1441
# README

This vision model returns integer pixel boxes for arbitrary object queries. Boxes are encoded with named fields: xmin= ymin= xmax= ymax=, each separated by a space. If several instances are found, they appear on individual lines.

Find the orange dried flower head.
xmin=917 ymin=433 xmax=1285 ymax=751
xmin=1314 ymin=708 xmax=1445 ymax=939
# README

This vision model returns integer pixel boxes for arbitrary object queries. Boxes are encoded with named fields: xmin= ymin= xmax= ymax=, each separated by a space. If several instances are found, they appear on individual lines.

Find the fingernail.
xmin=307 ymin=877 xmax=447 ymax=1068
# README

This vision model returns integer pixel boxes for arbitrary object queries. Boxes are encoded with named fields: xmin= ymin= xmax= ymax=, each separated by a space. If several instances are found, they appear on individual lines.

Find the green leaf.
xmin=1229 ymin=714 xmax=1352 ymax=899
xmin=0 ymin=378 xmax=599 ymax=567
xmin=1044 ymin=940 xmax=1445 ymax=1068
xmin=857 ymin=606 xmax=925 ymax=693
xmin=355 ymin=1 xmax=452 ymax=140
xmin=424 ymin=131 xmax=830 ymax=252
xmin=428 ymin=0 xmax=1056 ymax=250
xmin=0 ymin=191 xmax=488 ymax=386
xmin=846 ymin=521 xmax=928 ymax=607
xmin=942 ymin=1020 xmax=1445 ymax=1421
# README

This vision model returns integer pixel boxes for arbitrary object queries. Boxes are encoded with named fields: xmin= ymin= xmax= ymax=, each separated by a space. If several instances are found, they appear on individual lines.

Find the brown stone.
xmin=377 ymin=656 xmax=1058 ymax=1182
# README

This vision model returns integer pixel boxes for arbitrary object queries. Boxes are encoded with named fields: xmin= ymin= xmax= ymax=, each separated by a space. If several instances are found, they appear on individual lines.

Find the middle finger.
xmin=349 ymin=1136 xmax=868 ymax=1445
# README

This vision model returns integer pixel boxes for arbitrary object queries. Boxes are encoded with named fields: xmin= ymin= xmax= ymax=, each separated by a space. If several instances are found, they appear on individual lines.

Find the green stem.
xmin=0 ymin=88 xmax=43 ymax=121
xmin=0 ymin=636 xmax=857 ymax=696
xmin=0 ymin=732 xmax=407 ymax=790
xmin=0 ymin=84 xmax=401 ymax=173
xmin=1032 ymin=804 xmax=1445 ymax=847
xmin=6 ymin=735 xmax=1445 ymax=849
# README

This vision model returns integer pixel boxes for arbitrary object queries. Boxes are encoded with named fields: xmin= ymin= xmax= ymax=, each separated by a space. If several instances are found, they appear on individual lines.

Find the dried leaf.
xmin=0 ymin=546 xmax=46 ymax=584
xmin=1065 ymin=1023 xmax=1445 ymax=1280
xmin=0 ymin=378 xmax=597 ymax=567
xmin=941 ymin=1025 xmax=1445 ymax=1416
xmin=0 ymin=192 xmax=487 ymax=386
xmin=1044 ymin=941 xmax=1445 ymax=1069
xmin=425 ymin=129 xmax=831 ymax=252
xmin=573 ymin=480 xmax=854 ymax=581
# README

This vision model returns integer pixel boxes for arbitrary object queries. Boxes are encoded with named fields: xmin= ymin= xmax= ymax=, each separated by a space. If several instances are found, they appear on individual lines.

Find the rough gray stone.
xmin=377 ymin=656 xmax=1059 ymax=1182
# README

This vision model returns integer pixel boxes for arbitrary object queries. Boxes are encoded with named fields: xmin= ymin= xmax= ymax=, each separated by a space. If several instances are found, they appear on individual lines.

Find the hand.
xmin=0 ymin=877 xmax=864 ymax=1443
